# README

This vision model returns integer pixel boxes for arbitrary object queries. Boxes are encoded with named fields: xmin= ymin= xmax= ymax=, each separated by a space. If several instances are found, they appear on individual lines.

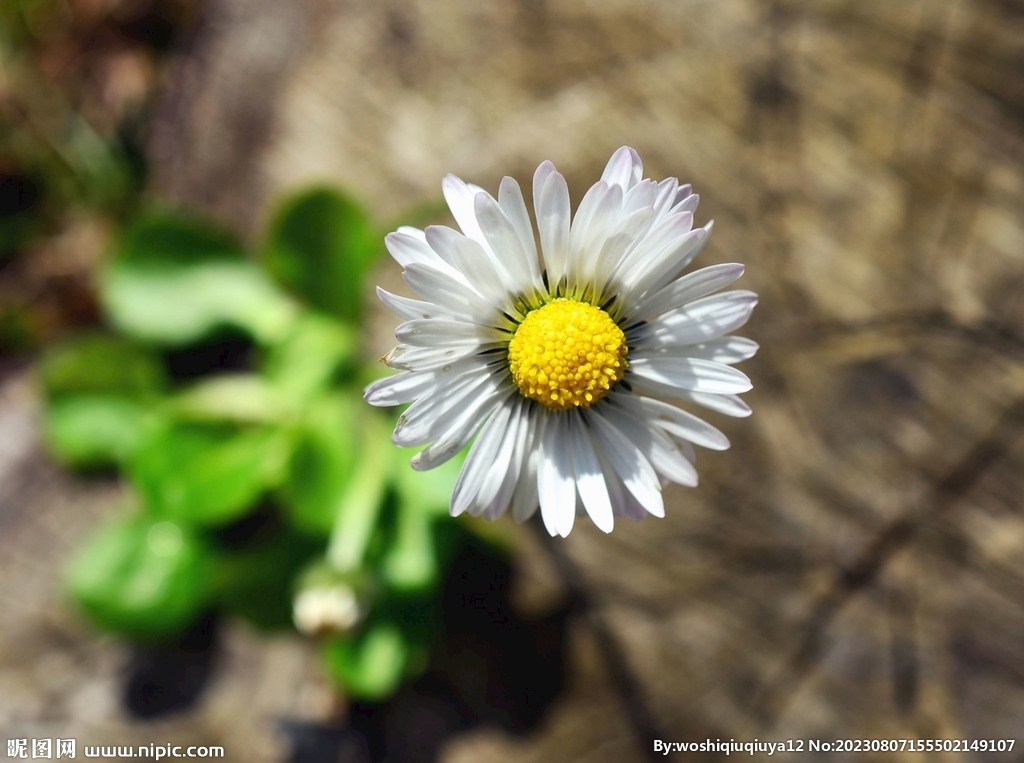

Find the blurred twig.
xmin=752 ymin=396 xmax=1024 ymax=720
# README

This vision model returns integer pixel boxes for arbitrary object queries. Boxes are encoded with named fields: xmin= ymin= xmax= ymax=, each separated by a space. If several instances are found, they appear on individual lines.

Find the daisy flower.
xmin=365 ymin=147 xmax=757 ymax=537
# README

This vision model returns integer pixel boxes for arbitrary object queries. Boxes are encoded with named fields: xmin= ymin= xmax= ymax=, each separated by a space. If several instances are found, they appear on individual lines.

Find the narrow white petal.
xmin=593 ymin=207 xmax=656 ymax=301
xmin=615 ymin=392 xmax=730 ymax=450
xmin=674 ymin=336 xmax=759 ymax=365
xmin=474 ymin=192 xmax=536 ymax=296
xmin=376 ymin=287 xmax=452 ymax=321
xmin=393 ymin=371 xmax=498 ymax=447
xmin=482 ymin=400 xmax=531 ymax=520
xmin=629 ymin=263 xmax=746 ymax=322
xmin=451 ymin=400 xmax=515 ymax=517
xmin=569 ymin=413 xmax=614 ymax=533
xmin=498 ymin=177 xmax=540 ymax=271
xmin=511 ymin=412 xmax=541 ymax=522
xmin=364 ymin=371 xmax=436 ymax=407
xmin=621 ymin=179 xmax=658 ymax=216
xmin=538 ymin=414 xmax=576 ymax=537
xmin=600 ymin=403 xmax=698 ymax=487
xmin=450 ymin=235 xmax=514 ymax=312
xmin=621 ymin=226 xmax=707 ymax=302
xmin=634 ymin=290 xmax=758 ymax=347
xmin=586 ymin=408 xmax=664 ymax=517
xmin=535 ymin=169 xmax=571 ymax=289
xmin=410 ymin=387 xmax=514 ymax=470
xmin=600 ymin=146 xmax=642 ymax=191
xmin=396 ymin=225 xmax=427 ymax=241
xmin=467 ymin=399 xmax=523 ymax=515
xmin=627 ymin=356 xmax=752 ymax=394
xmin=638 ymin=221 xmax=715 ymax=299
xmin=384 ymin=342 xmax=496 ymax=372
xmin=401 ymin=264 xmax=504 ymax=326
xmin=395 ymin=318 xmax=505 ymax=347
xmin=385 ymin=232 xmax=465 ymax=283
xmin=626 ymin=375 xmax=753 ymax=418
xmin=442 ymin=174 xmax=492 ymax=250
xmin=571 ymin=183 xmax=623 ymax=292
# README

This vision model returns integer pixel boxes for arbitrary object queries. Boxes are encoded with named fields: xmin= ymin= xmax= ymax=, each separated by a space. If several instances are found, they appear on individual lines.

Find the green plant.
xmin=44 ymin=188 xmax=488 ymax=701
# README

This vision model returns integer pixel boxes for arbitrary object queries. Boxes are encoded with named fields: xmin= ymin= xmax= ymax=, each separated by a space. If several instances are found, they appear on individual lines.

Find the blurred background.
xmin=3 ymin=0 xmax=1024 ymax=761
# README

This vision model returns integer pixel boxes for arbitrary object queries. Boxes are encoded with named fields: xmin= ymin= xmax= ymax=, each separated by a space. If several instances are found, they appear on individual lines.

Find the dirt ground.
xmin=5 ymin=0 xmax=1024 ymax=761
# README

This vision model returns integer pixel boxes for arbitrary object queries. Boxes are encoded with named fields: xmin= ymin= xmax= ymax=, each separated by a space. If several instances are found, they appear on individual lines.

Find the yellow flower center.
xmin=508 ymin=298 xmax=627 ymax=411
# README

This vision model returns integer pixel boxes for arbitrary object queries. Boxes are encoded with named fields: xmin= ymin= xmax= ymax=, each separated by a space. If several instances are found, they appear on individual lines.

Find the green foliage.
xmin=322 ymin=621 xmax=410 ymax=701
xmin=98 ymin=213 xmax=297 ymax=345
xmin=263 ymin=187 xmax=378 ymax=323
xmin=44 ymin=396 xmax=151 ymax=468
xmin=48 ymin=192 xmax=492 ymax=703
xmin=129 ymin=423 xmax=287 ymax=526
xmin=66 ymin=517 xmax=213 ymax=641
xmin=39 ymin=335 xmax=168 ymax=399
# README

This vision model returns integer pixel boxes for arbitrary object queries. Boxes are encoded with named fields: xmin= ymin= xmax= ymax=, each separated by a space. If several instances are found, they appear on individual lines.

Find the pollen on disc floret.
xmin=508 ymin=298 xmax=628 ymax=411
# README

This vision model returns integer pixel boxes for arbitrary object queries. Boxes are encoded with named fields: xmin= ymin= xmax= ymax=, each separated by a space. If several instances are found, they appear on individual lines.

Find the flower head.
xmin=365 ymin=147 xmax=757 ymax=537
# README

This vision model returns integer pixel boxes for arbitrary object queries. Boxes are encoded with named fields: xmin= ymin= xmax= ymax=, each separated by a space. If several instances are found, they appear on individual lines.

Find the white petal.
xmin=401 ymin=264 xmax=503 ymax=326
xmin=474 ymin=192 xmax=537 ymax=297
xmin=423 ymin=225 xmax=463 ymax=270
xmin=569 ymin=413 xmax=613 ymax=533
xmin=384 ymin=342 xmax=496 ymax=372
xmin=629 ymin=263 xmax=746 ymax=322
xmin=620 ymin=226 xmax=707 ymax=302
xmin=593 ymin=207 xmax=656 ymax=301
xmin=482 ymin=400 xmax=531 ymax=520
xmin=599 ymin=403 xmax=698 ymax=487
xmin=393 ymin=371 xmax=498 ymax=447
xmin=585 ymin=408 xmax=664 ymax=517
xmin=364 ymin=371 xmax=436 ymax=406
xmin=615 ymin=392 xmax=730 ymax=450
xmin=395 ymin=318 xmax=505 ymax=347
xmin=627 ymin=356 xmax=752 ymax=394
xmin=442 ymin=174 xmax=492 ymax=250
xmin=600 ymin=146 xmax=642 ymax=192
xmin=538 ymin=414 xmax=576 ymax=537
xmin=376 ymin=287 xmax=451 ymax=321
xmin=511 ymin=413 xmax=541 ymax=523
xmin=410 ymin=386 xmax=514 ymax=470
xmin=621 ymin=179 xmax=658 ymax=216
xmin=626 ymin=375 xmax=753 ymax=418
xmin=498 ymin=176 xmax=541 ymax=285
xmin=451 ymin=400 xmax=515 ymax=516
xmin=634 ymin=290 xmax=758 ymax=347
xmin=571 ymin=182 xmax=623 ymax=293
xmin=385 ymin=231 xmax=465 ymax=283
xmin=534 ymin=167 xmax=571 ymax=289
xmin=465 ymin=399 xmax=522 ymax=515
xmin=449 ymin=235 xmax=514 ymax=312
xmin=676 ymin=336 xmax=759 ymax=365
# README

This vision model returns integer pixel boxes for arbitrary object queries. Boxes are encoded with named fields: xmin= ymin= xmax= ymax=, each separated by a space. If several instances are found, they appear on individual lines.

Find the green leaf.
xmin=326 ymin=414 xmax=393 ymax=573
xmin=65 ymin=516 xmax=212 ymax=641
xmin=171 ymin=375 xmax=291 ymax=424
xmin=264 ymin=314 xmax=356 ymax=397
xmin=381 ymin=499 xmax=437 ymax=594
xmin=322 ymin=621 xmax=409 ymax=700
xmin=262 ymin=187 xmax=378 ymax=323
xmin=99 ymin=258 xmax=299 ymax=346
xmin=278 ymin=394 xmax=359 ymax=535
xmin=39 ymin=335 xmax=168 ymax=400
xmin=97 ymin=209 xmax=297 ymax=345
xmin=129 ymin=423 xmax=288 ymax=526
xmin=118 ymin=211 xmax=245 ymax=265
xmin=44 ymin=395 xmax=154 ymax=467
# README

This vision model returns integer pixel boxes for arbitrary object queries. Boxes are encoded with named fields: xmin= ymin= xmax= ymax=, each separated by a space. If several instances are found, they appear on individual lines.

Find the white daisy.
xmin=365 ymin=147 xmax=757 ymax=537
